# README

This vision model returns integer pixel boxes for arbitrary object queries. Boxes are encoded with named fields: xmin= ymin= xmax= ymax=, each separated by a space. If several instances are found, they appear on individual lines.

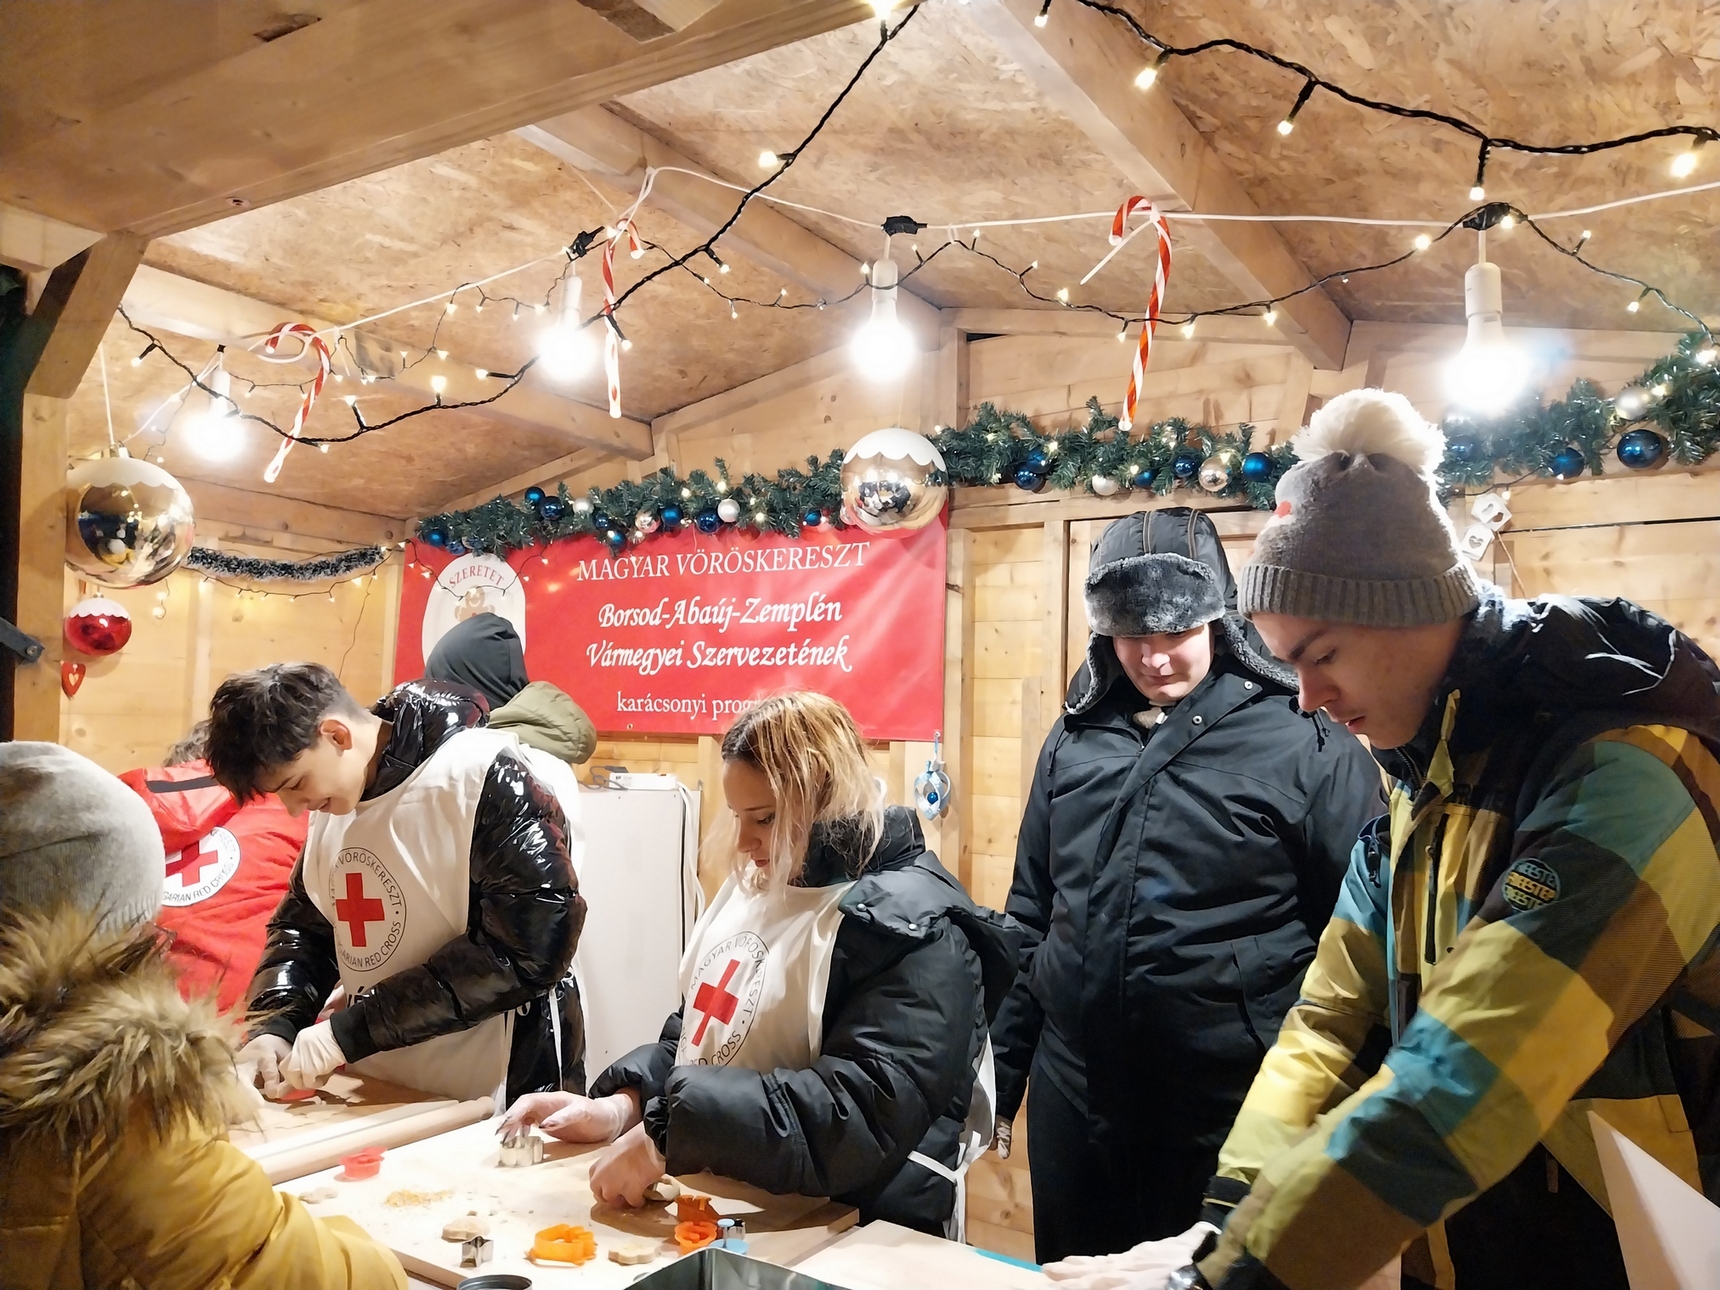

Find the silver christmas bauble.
xmin=1198 ymin=452 xmax=1238 ymax=494
xmin=64 ymin=454 xmax=195 ymax=587
xmin=636 ymin=511 xmax=660 ymax=535
xmin=716 ymin=497 xmax=741 ymax=524
xmin=572 ymin=497 xmax=594 ymax=515
xmin=1090 ymin=475 xmax=1119 ymax=497
xmin=839 ymin=427 xmax=948 ymax=536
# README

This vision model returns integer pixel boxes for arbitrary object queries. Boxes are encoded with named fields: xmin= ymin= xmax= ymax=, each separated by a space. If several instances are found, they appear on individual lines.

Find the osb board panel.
xmin=615 ymin=5 xmax=1240 ymax=318
xmin=1136 ymin=1 xmax=1720 ymax=330
xmin=147 ymin=132 xmax=856 ymax=423
xmin=69 ymin=315 xmax=558 ymax=519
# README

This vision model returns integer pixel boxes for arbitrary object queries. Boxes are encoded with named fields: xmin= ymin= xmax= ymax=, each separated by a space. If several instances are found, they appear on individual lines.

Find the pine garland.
xmin=419 ymin=331 xmax=1720 ymax=556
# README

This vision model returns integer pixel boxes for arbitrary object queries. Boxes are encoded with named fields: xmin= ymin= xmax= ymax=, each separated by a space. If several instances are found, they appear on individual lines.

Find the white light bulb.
xmin=1134 ymin=65 xmax=1158 ymax=90
xmin=850 ymin=258 xmax=915 ymax=382
xmin=1499 ymin=214 xmax=1515 ymax=230
xmin=1263 ymin=309 xmax=1278 ymax=325
xmin=1414 ymin=234 xmax=1432 ymax=251
xmin=1056 ymin=287 xmax=1070 ymax=302
xmin=1627 ymin=299 xmax=1641 ymax=313
xmin=537 ymin=274 xmax=596 ymax=380
xmin=1276 ymin=119 xmax=1295 ymax=136
xmin=430 ymin=374 xmax=448 ymax=394
xmin=1468 ymin=185 xmax=1485 ymax=201
xmin=1181 ymin=320 xmax=1196 ymax=339
xmin=183 ymin=367 xmax=243 ymax=462
xmin=759 ymin=150 xmax=780 ymax=169
xmin=1445 ymin=258 xmax=1526 ymax=416
xmin=445 ymin=300 xmax=457 ymax=314
xmin=1672 ymin=149 xmax=1700 ymax=178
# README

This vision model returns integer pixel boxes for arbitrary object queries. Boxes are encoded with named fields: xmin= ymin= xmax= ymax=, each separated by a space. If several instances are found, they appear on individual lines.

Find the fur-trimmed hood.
xmin=0 ymin=907 xmax=245 ymax=1147
xmin=1066 ymin=508 xmax=1295 ymax=714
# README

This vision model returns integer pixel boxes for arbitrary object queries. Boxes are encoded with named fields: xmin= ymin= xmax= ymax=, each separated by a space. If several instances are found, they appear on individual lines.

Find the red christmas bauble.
xmin=64 ymin=596 xmax=132 ymax=656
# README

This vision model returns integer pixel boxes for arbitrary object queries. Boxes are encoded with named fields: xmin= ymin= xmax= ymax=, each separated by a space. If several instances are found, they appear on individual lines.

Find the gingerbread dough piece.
xmin=442 ymin=1214 xmax=491 ymax=1242
xmin=609 ymin=1243 xmax=658 ymax=1265
xmin=644 ymin=1177 xmax=682 ymax=1204
xmin=296 ymin=1185 xmax=338 ymax=1204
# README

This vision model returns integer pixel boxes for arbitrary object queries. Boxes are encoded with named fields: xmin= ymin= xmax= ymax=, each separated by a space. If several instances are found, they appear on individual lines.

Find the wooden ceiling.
xmin=18 ymin=0 xmax=1720 ymax=523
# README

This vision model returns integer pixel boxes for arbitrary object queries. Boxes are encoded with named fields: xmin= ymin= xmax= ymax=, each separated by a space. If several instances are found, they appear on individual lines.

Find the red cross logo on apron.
xmin=689 ymin=958 xmax=743 ymax=1045
xmin=166 ymin=839 xmax=220 ymax=886
xmin=335 ymin=871 xmax=387 ymax=948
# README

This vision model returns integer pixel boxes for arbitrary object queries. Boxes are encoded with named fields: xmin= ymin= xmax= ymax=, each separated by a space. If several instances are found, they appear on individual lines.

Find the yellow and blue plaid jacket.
xmin=1201 ymin=592 xmax=1720 ymax=1290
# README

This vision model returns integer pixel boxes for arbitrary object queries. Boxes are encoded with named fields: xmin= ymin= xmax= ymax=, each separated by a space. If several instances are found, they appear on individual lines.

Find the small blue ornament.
xmin=591 ymin=513 xmax=612 ymax=535
xmin=1023 ymin=447 xmax=1051 ymax=475
xmin=1617 ymin=428 xmax=1666 ymax=470
xmin=695 ymin=508 xmax=722 ymax=534
xmin=605 ymin=529 xmax=627 ymax=551
xmin=1134 ymin=466 xmax=1156 ymax=487
xmin=446 ymin=539 xmax=466 ymax=555
xmin=524 ymin=486 xmax=546 ymax=506
xmin=660 ymin=504 xmax=683 ymax=528
xmin=1550 ymin=445 xmax=1586 ymax=480
xmin=537 ymin=497 xmax=565 ymax=521
xmin=1015 ymin=466 xmax=1048 ymax=492
xmin=1240 ymin=451 xmax=1274 ymax=483
xmin=803 ymin=509 xmax=823 ymax=528
xmin=1447 ymin=434 xmax=1481 ymax=464
xmin=424 ymin=529 xmax=448 ymax=548
xmin=1171 ymin=449 xmax=1203 ymax=480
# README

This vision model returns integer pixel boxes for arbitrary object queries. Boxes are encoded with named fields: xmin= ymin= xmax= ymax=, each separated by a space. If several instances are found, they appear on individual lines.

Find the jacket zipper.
xmin=1423 ymin=816 xmax=1448 ymax=968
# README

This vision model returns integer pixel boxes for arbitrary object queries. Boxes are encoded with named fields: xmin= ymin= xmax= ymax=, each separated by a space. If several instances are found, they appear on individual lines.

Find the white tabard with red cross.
xmin=160 ymin=826 xmax=241 ymax=906
xmin=674 ymin=873 xmax=852 ymax=1072
xmin=302 ymin=727 xmax=579 ymax=1101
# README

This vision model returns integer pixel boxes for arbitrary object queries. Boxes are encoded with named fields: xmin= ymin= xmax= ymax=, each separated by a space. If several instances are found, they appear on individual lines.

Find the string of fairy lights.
xmin=111 ymin=0 xmax=1718 ymax=540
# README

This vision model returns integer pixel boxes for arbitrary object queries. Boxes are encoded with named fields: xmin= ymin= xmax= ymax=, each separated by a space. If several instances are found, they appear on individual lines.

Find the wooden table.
xmin=286 ymin=1118 xmax=857 ymax=1288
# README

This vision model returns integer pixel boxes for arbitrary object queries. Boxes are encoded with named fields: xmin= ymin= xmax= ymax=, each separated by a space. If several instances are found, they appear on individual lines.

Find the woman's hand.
xmin=499 ymin=1089 xmax=641 ymax=1143
xmin=589 ymin=1122 xmax=667 ymax=1207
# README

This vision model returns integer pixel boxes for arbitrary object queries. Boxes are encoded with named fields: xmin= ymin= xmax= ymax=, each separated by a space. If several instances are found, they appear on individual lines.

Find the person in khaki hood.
xmin=424 ymin=611 xmax=597 ymax=765
xmin=0 ymin=741 xmax=404 ymax=1290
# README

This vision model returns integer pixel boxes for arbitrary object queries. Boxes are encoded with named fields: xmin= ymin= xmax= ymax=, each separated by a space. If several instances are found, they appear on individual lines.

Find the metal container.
xmin=630 ymin=1247 xmax=851 ymax=1290
xmin=455 ymin=1276 xmax=532 ymax=1290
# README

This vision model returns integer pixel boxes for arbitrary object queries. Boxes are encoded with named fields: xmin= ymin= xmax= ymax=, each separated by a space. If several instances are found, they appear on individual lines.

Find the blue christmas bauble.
xmin=1617 ymin=428 xmax=1666 ymax=470
xmin=695 ymin=508 xmax=722 ymax=534
xmin=524 ymin=486 xmax=546 ymax=506
xmin=1015 ymin=466 xmax=1048 ymax=492
xmin=1240 ymin=451 xmax=1274 ymax=482
xmin=803 ymin=509 xmax=823 ymax=527
xmin=537 ymin=497 xmax=565 ymax=521
xmin=1023 ymin=447 xmax=1051 ymax=475
xmin=660 ymin=504 xmax=683 ymax=528
xmin=591 ymin=513 xmax=612 ymax=535
xmin=1550 ymin=446 xmax=1586 ymax=481
xmin=1447 ymin=434 xmax=1481 ymax=464
xmin=446 ymin=540 xmax=466 ymax=555
xmin=1171 ymin=449 xmax=1203 ymax=480
xmin=424 ymin=529 xmax=448 ymax=548
xmin=605 ymin=529 xmax=627 ymax=551
xmin=1134 ymin=466 xmax=1156 ymax=487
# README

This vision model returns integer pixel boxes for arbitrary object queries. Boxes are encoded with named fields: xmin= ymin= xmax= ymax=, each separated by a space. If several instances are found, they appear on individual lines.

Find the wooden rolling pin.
xmin=251 ymin=1097 xmax=493 ymax=1183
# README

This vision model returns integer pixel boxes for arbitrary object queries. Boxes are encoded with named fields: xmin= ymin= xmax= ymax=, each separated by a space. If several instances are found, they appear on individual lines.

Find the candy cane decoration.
xmin=1112 ymin=197 xmax=1173 ymax=435
xmin=600 ymin=219 xmax=644 ymax=419
xmin=259 ymin=322 xmax=332 ymax=483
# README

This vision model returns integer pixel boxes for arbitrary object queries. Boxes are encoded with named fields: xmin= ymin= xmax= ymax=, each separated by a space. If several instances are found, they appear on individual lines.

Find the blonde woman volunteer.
xmin=501 ymin=692 xmax=1019 ymax=1238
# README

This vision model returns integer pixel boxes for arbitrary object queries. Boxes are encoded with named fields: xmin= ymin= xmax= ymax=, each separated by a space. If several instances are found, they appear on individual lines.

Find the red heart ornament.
xmin=61 ymin=660 xmax=86 ymax=697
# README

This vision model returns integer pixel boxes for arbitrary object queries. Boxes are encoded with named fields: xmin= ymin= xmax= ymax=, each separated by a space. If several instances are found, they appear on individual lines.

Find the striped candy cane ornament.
xmin=1112 ymin=197 xmax=1173 ymax=435
xmin=261 ymin=322 xmax=333 ymax=483
xmin=600 ymin=219 xmax=644 ymax=419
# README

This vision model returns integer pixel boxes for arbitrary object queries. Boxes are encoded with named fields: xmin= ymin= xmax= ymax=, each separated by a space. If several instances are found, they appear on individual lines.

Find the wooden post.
xmin=945 ymin=528 xmax=974 ymax=890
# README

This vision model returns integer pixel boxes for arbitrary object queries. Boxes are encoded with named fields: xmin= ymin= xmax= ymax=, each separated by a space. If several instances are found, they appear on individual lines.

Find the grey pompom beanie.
xmin=1238 ymin=389 xmax=1482 ymax=627
xmin=0 ymin=741 xmax=165 ymax=931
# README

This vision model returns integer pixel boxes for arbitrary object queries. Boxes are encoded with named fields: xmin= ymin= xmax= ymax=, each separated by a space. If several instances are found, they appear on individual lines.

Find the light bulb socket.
xmin=1470 ymin=142 xmax=1490 ymax=200
xmin=1034 ymin=0 xmax=1050 ymax=23
xmin=1278 ymin=79 xmax=1316 ymax=134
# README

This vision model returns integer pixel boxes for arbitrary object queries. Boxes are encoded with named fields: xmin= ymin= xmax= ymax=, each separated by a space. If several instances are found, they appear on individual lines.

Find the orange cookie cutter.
xmin=674 ymin=1220 xmax=719 ymax=1255
xmin=675 ymin=1194 xmax=718 ymax=1224
xmin=530 ymin=1223 xmax=598 ymax=1266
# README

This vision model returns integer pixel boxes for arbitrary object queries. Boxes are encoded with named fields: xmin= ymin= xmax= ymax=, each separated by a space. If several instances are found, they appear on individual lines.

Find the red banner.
xmin=395 ymin=522 xmax=947 ymax=740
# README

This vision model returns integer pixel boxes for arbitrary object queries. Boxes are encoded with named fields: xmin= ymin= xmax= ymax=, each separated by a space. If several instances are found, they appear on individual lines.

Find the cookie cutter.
xmin=498 ymin=1126 xmax=545 ymax=1168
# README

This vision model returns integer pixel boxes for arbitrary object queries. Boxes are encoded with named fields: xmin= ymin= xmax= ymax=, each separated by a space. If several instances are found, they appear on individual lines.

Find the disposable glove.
xmin=1043 ymin=1222 xmax=1219 ymax=1290
xmin=281 ymin=1019 xmax=346 ymax=1090
xmin=993 ymin=1115 xmax=1014 ymax=1159
xmin=236 ymin=1033 xmax=293 ymax=1099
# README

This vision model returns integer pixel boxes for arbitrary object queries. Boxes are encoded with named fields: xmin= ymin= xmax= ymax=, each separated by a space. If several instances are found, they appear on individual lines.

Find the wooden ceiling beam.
xmin=1 ymin=0 xmax=878 ymax=238
xmin=182 ymin=480 xmax=409 ymax=546
xmin=0 ymin=203 xmax=103 ymax=275
xmin=439 ymin=447 xmax=613 ymax=512
xmin=122 ymin=266 xmax=653 ymax=460
xmin=950 ymin=308 xmax=1297 ymax=345
xmin=518 ymin=107 xmax=942 ymax=337
xmin=966 ymin=0 xmax=1350 ymax=370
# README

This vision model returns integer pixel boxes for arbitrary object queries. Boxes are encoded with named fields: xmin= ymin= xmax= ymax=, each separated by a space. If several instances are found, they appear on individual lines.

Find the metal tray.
xmin=629 ymin=1247 xmax=854 ymax=1290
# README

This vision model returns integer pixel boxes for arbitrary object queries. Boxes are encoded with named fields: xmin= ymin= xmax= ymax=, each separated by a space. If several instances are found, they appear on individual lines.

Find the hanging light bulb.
xmin=1671 ymin=137 xmax=1705 ymax=179
xmin=1134 ymin=47 xmax=1172 ymax=89
xmin=537 ymin=271 xmax=596 ymax=380
xmin=1446 ymin=229 xmax=1526 ymax=416
xmin=850 ymin=253 xmax=916 ymax=382
xmin=1277 ymin=79 xmax=1315 ymax=136
xmin=183 ymin=352 xmax=243 ymax=462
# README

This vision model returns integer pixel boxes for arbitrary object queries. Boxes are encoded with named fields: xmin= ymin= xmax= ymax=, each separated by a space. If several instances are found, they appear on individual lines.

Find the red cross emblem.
xmin=166 ymin=840 xmax=220 ymax=886
xmin=335 ymin=871 xmax=387 ymax=948
xmin=689 ymin=959 xmax=743 ymax=1045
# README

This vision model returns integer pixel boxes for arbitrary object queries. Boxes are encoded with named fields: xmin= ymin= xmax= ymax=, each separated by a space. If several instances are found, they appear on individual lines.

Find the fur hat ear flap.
xmin=1085 ymin=553 xmax=1224 ymax=638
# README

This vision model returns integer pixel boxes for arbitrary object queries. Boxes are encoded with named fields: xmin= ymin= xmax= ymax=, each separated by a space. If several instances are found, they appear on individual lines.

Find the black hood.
xmin=365 ymin=679 xmax=488 ymax=799
xmin=423 ymin=612 xmax=529 ymax=710
xmin=1066 ymin=508 xmax=1294 ymax=714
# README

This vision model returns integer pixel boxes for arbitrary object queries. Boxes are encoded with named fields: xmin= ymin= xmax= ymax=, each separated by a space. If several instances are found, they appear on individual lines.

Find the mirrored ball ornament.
xmin=838 ymin=427 xmax=948 ymax=536
xmin=636 ymin=511 xmax=660 ymax=535
xmin=64 ymin=455 xmax=195 ymax=588
xmin=1197 ymin=452 xmax=1237 ymax=494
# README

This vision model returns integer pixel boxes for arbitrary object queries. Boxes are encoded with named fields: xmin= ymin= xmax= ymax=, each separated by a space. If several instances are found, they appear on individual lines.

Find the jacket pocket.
xmin=1233 ymin=934 xmax=1307 ymax=1055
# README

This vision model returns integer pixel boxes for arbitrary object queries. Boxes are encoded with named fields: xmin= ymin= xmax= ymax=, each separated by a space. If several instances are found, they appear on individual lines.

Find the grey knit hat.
xmin=1238 ymin=389 xmax=1482 ymax=627
xmin=0 ymin=742 xmax=165 ymax=931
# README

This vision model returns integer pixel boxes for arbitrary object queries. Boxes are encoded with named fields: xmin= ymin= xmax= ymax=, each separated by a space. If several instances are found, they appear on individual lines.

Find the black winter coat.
xmin=247 ymin=681 xmax=589 ymax=1101
xmin=592 ymin=807 xmax=1020 ymax=1235
xmin=991 ymin=511 xmax=1384 ymax=1174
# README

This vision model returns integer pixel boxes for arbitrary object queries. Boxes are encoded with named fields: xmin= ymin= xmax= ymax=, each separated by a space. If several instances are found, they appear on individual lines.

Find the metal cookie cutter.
xmin=461 ymin=1235 xmax=495 ymax=1268
xmin=498 ymin=1126 xmax=545 ymax=1168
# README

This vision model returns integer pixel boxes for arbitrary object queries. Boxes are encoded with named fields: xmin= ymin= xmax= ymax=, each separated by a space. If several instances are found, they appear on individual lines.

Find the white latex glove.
xmin=1043 ymin=1222 xmax=1218 ymax=1290
xmin=236 ymin=1034 xmax=293 ymax=1099
xmin=281 ymin=1020 xmax=346 ymax=1090
xmin=500 ymin=1090 xmax=638 ymax=1143
xmin=993 ymin=1115 xmax=1014 ymax=1159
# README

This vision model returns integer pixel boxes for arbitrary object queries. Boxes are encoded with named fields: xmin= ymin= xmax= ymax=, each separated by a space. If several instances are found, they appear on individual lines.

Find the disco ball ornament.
xmin=660 ymin=504 xmax=683 ymax=528
xmin=64 ymin=454 xmax=195 ymax=588
xmin=1198 ymin=452 xmax=1238 ymax=494
xmin=636 ymin=511 xmax=660 ymax=535
xmin=695 ymin=508 xmax=722 ymax=534
xmin=1014 ymin=466 xmax=1047 ymax=492
xmin=716 ymin=498 xmax=741 ymax=524
xmin=1240 ymin=451 xmax=1275 ymax=483
xmin=1617 ymin=428 xmax=1667 ymax=470
xmin=1550 ymin=445 xmax=1587 ymax=481
xmin=64 ymin=596 xmax=133 ymax=657
xmin=1171 ymin=449 xmax=1204 ymax=481
xmin=1090 ymin=475 xmax=1119 ymax=497
xmin=839 ymin=427 xmax=947 ymax=536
